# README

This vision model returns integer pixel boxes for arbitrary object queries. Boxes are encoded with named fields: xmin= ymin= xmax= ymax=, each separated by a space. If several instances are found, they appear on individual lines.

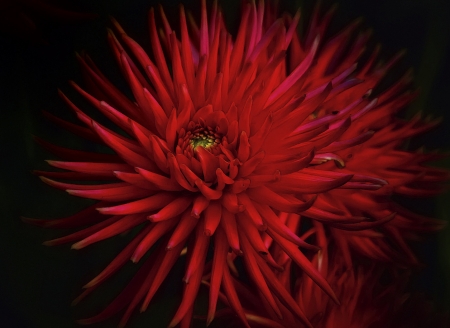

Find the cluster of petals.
xmin=25 ymin=0 xmax=447 ymax=327
xmin=209 ymin=222 xmax=448 ymax=328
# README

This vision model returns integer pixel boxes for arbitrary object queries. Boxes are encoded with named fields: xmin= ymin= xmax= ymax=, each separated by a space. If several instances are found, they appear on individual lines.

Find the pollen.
xmin=190 ymin=133 xmax=217 ymax=150
xmin=182 ymin=124 xmax=222 ymax=155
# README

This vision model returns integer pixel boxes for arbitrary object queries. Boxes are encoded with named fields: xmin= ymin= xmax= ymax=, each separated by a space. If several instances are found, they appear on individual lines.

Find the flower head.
xmin=25 ymin=0 xmax=446 ymax=327
xmin=211 ymin=222 xmax=448 ymax=327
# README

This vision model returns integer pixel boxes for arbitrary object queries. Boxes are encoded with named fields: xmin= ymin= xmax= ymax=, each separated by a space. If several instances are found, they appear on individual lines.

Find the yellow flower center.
xmin=189 ymin=130 xmax=220 ymax=151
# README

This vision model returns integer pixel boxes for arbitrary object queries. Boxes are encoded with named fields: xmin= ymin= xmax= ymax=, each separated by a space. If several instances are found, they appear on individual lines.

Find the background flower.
xmin=207 ymin=223 xmax=449 ymax=327
xmin=0 ymin=0 xmax=449 ymax=327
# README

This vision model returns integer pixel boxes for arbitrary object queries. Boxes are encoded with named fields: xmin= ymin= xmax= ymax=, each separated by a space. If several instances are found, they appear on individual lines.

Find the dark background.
xmin=1 ymin=0 xmax=449 ymax=327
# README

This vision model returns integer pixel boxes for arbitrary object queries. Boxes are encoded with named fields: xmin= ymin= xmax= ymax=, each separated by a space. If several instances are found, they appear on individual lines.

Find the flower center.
xmin=188 ymin=127 xmax=221 ymax=152
xmin=178 ymin=123 xmax=224 ymax=158
xmin=190 ymin=133 xmax=217 ymax=150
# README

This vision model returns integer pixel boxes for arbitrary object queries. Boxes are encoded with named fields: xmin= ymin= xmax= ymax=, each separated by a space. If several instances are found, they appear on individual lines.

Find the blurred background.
xmin=0 ymin=0 xmax=449 ymax=327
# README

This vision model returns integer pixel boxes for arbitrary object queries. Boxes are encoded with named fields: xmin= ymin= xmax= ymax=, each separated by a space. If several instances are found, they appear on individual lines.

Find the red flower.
xmin=25 ymin=0 xmax=446 ymax=327
xmin=211 ymin=223 xmax=448 ymax=328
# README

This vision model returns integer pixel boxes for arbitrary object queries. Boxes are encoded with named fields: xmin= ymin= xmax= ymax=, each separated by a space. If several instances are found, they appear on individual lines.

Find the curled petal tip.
xmin=71 ymin=242 xmax=82 ymax=250
xmin=82 ymin=282 xmax=92 ymax=289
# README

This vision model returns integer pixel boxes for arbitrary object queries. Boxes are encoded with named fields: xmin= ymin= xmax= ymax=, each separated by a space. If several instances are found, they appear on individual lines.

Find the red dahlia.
xmin=211 ymin=222 xmax=448 ymax=328
xmin=25 ymin=0 xmax=447 ymax=327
